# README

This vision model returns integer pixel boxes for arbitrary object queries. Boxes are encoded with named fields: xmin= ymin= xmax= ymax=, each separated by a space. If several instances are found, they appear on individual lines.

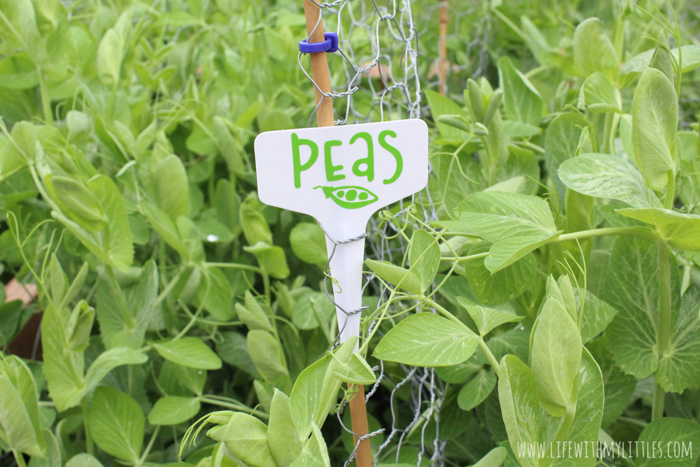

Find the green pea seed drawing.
xmin=314 ymin=185 xmax=379 ymax=209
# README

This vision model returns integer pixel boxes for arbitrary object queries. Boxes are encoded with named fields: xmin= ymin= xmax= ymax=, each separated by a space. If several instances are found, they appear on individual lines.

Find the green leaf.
xmin=47 ymin=175 xmax=106 ymax=231
xmin=83 ymin=347 xmax=148 ymax=393
xmin=635 ymin=418 xmax=700 ymax=466
xmin=246 ymin=330 xmax=288 ymax=381
xmin=139 ymin=201 xmax=190 ymax=260
xmin=545 ymin=112 xmax=591 ymax=205
xmin=573 ymin=18 xmax=619 ymax=81
xmin=153 ymin=338 xmax=222 ymax=370
xmin=216 ymin=332 xmax=260 ymax=378
xmin=655 ymin=285 xmax=700 ymax=393
xmin=579 ymin=290 xmax=618 ymax=343
xmin=216 ymin=413 xmax=276 ymax=467
xmin=587 ymin=337 xmax=636 ymax=428
xmin=290 ymin=222 xmax=328 ymax=267
xmin=65 ymin=454 xmax=103 ymax=467
xmin=52 ymin=175 xmax=134 ymax=271
xmin=148 ymin=396 xmax=200 ymax=425
xmin=498 ymin=355 xmax=562 ymax=467
xmin=236 ymin=290 xmax=272 ymax=331
xmin=464 ymin=241 xmax=536 ymax=306
xmin=157 ymin=361 xmax=207 ymax=397
xmin=240 ymin=194 xmax=272 ymax=245
xmin=559 ymin=153 xmax=661 ymax=209
xmin=198 ymin=265 xmax=234 ymax=321
xmin=435 ymin=359 xmax=482 ymax=384
xmin=531 ymin=297 xmax=582 ymax=417
xmin=457 ymin=297 xmax=522 ymax=337
xmin=96 ymin=28 xmax=122 ymax=86
xmin=409 ymin=230 xmax=440 ymax=292
xmin=365 ymin=259 xmax=422 ymax=295
xmin=425 ymin=89 xmax=469 ymax=140
xmin=621 ymin=45 xmax=700 ymax=75
xmin=497 ymin=57 xmax=543 ymax=126
xmin=617 ymin=208 xmax=700 ymax=251
xmin=604 ymin=237 xmax=680 ymax=380
xmin=290 ymin=423 xmax=331 ymax=467
xmin=556 ymin=348 xmax=604 ymax=459
xmin=0 ymin=356 xmax=46 ymax=457
xmin=268 ymin=390 xmax=303 ymax=467
xmin=290 ymin=354 xmax=331 ymax=442
xmin=291 ymin=292 xmax=334 ymax=331
xmin=473 ymin=447 xmax=508 ymax=467
xmin=89 ymin=387 xmax=143 ymax=464
xmin=153 ymin=155 xmax=190 ymax=222
xmin=244 ymin=242 xmax=290 ymax=279
xmin=632 ymin=68 xmax=678 ymax=190
xmin=457 ymin=370 xmax=496 ymax=411
xmin=578 ymin=72 xmax=620 ymax=113
xmin=331 ymin=353 xmax=377 ymax=385
xmin=97 ymin=261 xmax=158 ymax=349
xmin=446 ymin=191 xmax=560 ymax=272
xmin=374 ymin=313 xmax=478 ymax=366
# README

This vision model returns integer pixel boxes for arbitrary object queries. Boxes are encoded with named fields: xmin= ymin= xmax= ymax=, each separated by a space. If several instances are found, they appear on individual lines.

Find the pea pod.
xmin=314 ymin=185 xmax=378 ymax=209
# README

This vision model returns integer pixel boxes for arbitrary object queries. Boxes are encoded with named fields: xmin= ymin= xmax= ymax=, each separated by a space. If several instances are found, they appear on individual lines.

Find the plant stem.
xmin=653 ymin=239 xmax=672 ymax=421
xmin=200 ymin=396 xmax=269 ymax=419
xmin=139 ymin=425 xmax=161 ymax=466
xmin=556 ymin=227 xmax=658 ymax=243
xmin=12 ymin=451 xmax=27 ymax=467
xmin=664 ymin=171 xmax=675 ymax=209
xmin=82 ymin=397 xmax=94 ymax=455
xmin=478 ymin=338 xmax=502 ymax=376
xmin=205 ymin=262 xmax=262 ymax=273
xmin=36 ymin=67 xmax=53 ymax=125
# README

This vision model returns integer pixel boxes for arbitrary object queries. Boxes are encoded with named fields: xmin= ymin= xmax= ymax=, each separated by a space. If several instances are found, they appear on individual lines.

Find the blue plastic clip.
xmin=299 ymin=32 xmax=338 ymax=54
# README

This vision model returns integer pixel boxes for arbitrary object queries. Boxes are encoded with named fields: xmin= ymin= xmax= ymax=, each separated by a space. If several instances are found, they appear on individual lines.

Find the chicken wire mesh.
xmin=296 ymin=1 xmax=464 ymax=464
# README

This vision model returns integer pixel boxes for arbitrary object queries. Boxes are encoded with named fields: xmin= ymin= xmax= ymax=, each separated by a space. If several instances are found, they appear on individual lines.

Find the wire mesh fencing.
xmin=296 ymin=1 xmax=452 ymax=464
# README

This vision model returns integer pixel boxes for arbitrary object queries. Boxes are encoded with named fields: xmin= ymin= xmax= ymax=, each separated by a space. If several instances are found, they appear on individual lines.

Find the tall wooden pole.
xmin=438 ymin=0 xmax=448 ymax=95
xmin=301 ymin=2 xmax=373 ymax=466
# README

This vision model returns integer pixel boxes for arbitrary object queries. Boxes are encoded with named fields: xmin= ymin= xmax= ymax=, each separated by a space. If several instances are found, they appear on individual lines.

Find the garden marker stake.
xmin=254 ymin=2 xmax=428 ymax=465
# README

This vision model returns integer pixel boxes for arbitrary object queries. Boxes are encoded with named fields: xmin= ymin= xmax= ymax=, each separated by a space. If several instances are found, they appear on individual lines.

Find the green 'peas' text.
xmin=291 ymin=130 xmax=404 ymax=188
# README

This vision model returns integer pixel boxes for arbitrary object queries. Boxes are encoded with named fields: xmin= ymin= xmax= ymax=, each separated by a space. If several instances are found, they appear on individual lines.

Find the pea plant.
xmin=1 ymin=1 xmax=700 ymax=467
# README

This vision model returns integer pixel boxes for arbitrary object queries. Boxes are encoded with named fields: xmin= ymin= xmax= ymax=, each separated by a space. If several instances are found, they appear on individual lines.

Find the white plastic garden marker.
xmin=255 ymin=120 xmax=429 ymax=341
xmin=256 ymin=3 xmax=427 ymax=465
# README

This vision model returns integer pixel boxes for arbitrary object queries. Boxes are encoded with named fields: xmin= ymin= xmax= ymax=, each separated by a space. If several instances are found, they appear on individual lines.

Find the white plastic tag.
xmin=254 ymin=119 xmax=429 ymax=341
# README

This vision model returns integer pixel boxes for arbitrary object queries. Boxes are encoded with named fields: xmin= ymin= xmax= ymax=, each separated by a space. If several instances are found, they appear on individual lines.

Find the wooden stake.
xmin=438 ymin=0 xmax=448 ymax=95
xmin=301 ymin=2 xmax=372 ymax=465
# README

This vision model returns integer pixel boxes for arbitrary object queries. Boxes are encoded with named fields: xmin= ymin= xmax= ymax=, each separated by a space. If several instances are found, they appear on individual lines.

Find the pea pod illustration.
xmin=314 ymin=185 xmax=379 ymax=209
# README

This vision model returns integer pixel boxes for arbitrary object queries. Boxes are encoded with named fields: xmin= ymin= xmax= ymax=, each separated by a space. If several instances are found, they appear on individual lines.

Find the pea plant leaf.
xmin=409 ymin=230 xmax=441 ymax=293
xmin=445 ymin=191 xmax=561 ymax=272
xmin=88 ymin=387 xmax=143 ymax=464
xmin=635 ymin=418 xmax=700 ymax=467
xmin=559 ymin=153 xmax=661 ymax=209
xmin=621 ymin=45 xmax=700 ymax=75
xmin=373 ymin=312 xmax=478 ymax=366
xmin=463 ymin=241 xmax=537 ymax=306
xmin=365 ymin=259 xmax=422 ymax=295
xmin=247 ymin=330 xmax=288 ymax=382
xmin=0 ymin=356 xmax=46 ymax=458
xmin=289 ymin=222 xmax=328 ymax=267
xmin=457 ymin=297 xmax=523 ymax=337
xmin=498 ymin=355 xmax=563 ymax=467
xmin=603 ymin=237 xmax=691 ymax=392
xmin=530 ymin=297 xmax=582 ymax=417
xmin=631 ymin=68 xmax=678 ymax=191
xmin=457 ymin=369 xmax=497 ymax=411
xmin=148 ymin=396 xmax=200 ymax=426
xmin=153 ymin=154 xmax=190 ymax=223
xmin=268 ymin=389 xmax=303 ymax=467
xmin=497 ymin=56 xmax=543 ymax=127
xmin=152 ymin=338 xmax=222 ymax=370
xmin=578 ymin=72 xmax=621 ymax=113
xmin=617 ymin=208 xmax=700 ymax=251
xmin=573 ymin=17 xmax=619 ymax=81
xmin=213 ymin=413 xmax=276 ymax=467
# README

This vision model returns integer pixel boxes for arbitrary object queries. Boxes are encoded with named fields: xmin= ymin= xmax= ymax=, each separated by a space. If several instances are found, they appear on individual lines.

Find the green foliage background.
xmin=1 ymin=0 xmax=700 ymax=466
